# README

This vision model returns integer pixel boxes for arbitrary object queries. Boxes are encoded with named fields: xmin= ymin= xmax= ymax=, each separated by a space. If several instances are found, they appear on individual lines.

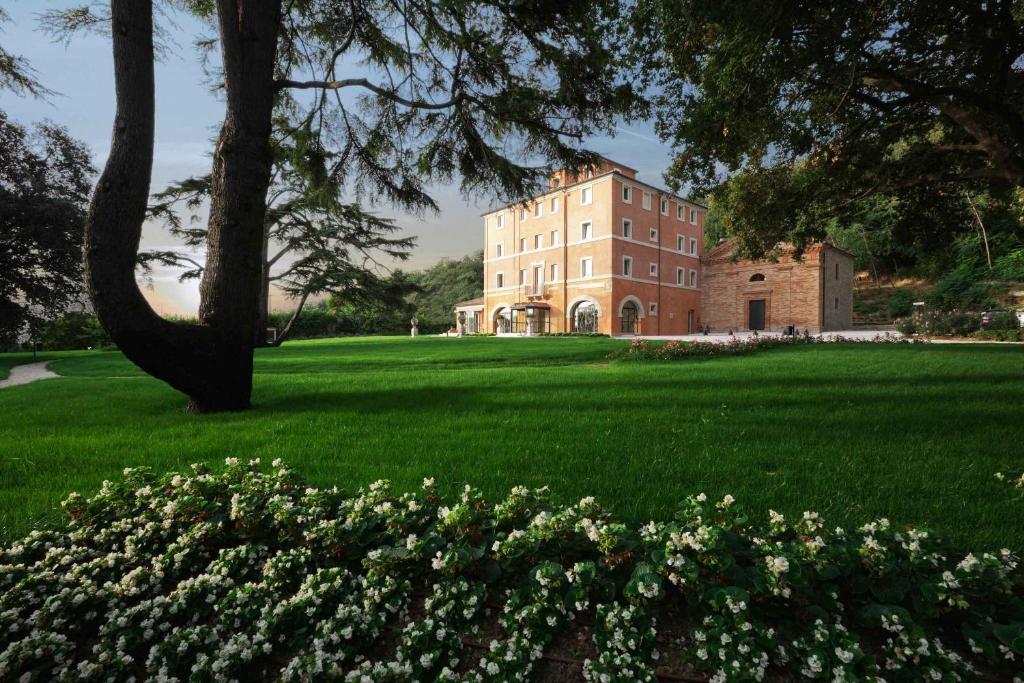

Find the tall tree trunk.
xmin=85 ymin=0 xmax=282 ymax=413
xmin=195 ymin=0 xmax=282 ymax=409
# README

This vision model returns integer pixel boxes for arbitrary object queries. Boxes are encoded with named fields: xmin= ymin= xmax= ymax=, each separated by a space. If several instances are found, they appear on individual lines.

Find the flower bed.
xmin=1 ymin=460 xmax=1022 ymax=682
xmin=608 ymin=333 xmax=918 ymax=361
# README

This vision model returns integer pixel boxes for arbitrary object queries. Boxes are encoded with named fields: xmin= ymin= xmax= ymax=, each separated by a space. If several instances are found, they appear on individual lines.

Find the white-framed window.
xmin=581 ymin=221 xmax=592 ymax=241
xmin=690 ymin=237 xmax=698 ymax=255
xmin=550 ymin=196 xmax=559 ymax=212
xmin=676 ymin=205 xmax=684 ymax=221
xmin=496 ymin=213 xmax=504 ymax=228
xmin=534 ymin=202 xmax=542 ymax=218
xmin=649 ymin=303 xmax=658 ymax=315
xmin=534 ymin=234 xmax=543 ymax=249
xmin=551 ymin=263 xmax=559 ymax=281
xmin=689 ymin=269 xmax=697 ymax=287
xmin=581 ymin=186 xmax=592 ymax=205
xmin=519 ymin=237 xmax=526 ymax=252
xmin=642 ymin=192 xmax=651 ymax=210
xmin=496 ymin=242 xmax=504 ymax=257
xmin=580 ymin=257 xmax=593 ymax=278
xmin=496 ymin=272 xmax=505 ymax=288
xmin=676 ymin=267 xmax=684 ymax=285
xmin=677 ymin=235 xmax=685 ymax=253
xmin=660 ymin=197 xmax=668 ymax=215
xmin=689 ymin=208 xmax=698 ymax=224
xmin=520 ymin=208 xmax=527 ymax=222
xmin=551 ymin=229 xmax=559 ymax=245
xmin=622 ymin=255 xmax=632 ymax=276
xmin=622 ymin=218 xmax=632 ymax=238
xmin=649 ymin=262 xmax=658 ymax=276
xmin=650 ymin=227 xmax=658 ymax=242
xmin=519 ymin=269 xmax=526 ymax=285
xmin=622 ymin=184 xmax=632 ymax=203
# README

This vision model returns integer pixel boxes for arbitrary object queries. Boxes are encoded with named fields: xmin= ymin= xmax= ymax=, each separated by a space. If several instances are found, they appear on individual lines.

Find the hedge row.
xmin=1 ymin=460 xmax=1022 ymax=681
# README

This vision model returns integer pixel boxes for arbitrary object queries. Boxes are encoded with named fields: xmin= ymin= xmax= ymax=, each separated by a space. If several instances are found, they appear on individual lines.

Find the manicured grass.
xmin=1 ymin=336 xmax=1022 ymax=549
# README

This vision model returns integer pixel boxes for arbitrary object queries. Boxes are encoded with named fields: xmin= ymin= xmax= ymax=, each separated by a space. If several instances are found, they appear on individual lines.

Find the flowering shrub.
xmin=2 ymin=460 xmax=1023 ymax=682
xmin=972 ymin=328 xmax=1024 ymax=342
xmin=609 ymin=333 xmax=918 ymax=361
xmin=996 ymin=471 xmax=1024 ymax=490
xmin=537 ymin=332 xmax=610 ymax=337
xmin=895 ymin=309 xmax=981 ymax=337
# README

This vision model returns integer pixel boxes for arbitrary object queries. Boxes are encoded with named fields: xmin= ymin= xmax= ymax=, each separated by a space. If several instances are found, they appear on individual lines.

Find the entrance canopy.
xmin=510 ymin=302 xmax=551 ymax=311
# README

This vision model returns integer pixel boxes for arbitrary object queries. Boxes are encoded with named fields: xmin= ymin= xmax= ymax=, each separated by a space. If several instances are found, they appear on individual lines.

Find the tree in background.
xmin=0 ymin=113 xmax=93 ymax=347
xmin=138 ymin=124 xmax=415 ymax=347
xmin=52 ymin=0 xmax=637 ymax=412
xmin=407 ymin=251 xmax=483 ymax=332
xmin=634 ymin=0 xmax=1024 ymax=257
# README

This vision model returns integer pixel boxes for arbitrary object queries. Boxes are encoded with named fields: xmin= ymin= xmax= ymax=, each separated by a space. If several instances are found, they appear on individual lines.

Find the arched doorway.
xmin=620 ymin=300 xmax=640 ymax=335
xmin=493 ymin=307 xmax=511 ymax=334
xmin=570 ymin=300 xmax=599 ymax=333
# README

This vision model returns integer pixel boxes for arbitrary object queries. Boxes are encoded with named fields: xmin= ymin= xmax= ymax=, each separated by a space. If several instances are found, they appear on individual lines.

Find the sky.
xmin=1 ymin=1 xmax=676 ymax=316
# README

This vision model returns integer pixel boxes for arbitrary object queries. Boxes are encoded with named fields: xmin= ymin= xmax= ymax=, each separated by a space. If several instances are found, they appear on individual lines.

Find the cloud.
xmin=613 ymin=126 xmax=660 ymax=144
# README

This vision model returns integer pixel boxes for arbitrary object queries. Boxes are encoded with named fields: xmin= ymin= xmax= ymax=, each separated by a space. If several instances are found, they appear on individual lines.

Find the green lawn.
xmin=1 ymin=336 xmax=1022 ymax=549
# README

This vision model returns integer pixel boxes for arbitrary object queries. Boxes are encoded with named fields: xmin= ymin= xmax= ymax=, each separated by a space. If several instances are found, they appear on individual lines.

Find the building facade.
xmin=454 ymin=158 xmax=853 ymax=336
xmin=457 ymin=159 xmax=707 ymax=336
xmin=702 ymin=240 xmax=854 ymax=334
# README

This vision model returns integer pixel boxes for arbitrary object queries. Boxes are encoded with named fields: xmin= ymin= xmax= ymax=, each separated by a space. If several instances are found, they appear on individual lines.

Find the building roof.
xmin=481 ymin=168 xmax=708 ymax=217
xmin=452 ymin=297 xmax=485 ymax=310
xmin=704 ymin=238 xmax=855 ymax=263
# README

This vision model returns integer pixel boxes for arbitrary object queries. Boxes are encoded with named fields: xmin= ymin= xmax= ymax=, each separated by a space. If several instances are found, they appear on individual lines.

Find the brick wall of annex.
xmin=702 ymin=244 xmax=833 ymax=334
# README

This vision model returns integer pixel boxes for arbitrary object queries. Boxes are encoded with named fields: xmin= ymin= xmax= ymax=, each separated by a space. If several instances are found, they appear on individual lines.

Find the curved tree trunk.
xmin=85 ymin=0 xmax=282 ymax=413
xmin=267 ymin=290 xmax=311 ymax=347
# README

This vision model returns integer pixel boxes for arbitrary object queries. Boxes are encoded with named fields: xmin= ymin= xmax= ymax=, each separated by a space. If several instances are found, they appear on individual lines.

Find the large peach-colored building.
xmin=453 ymin=157 xmax=853 ymax=336
xmin=456 ymin=158 xmax=706 ymax=336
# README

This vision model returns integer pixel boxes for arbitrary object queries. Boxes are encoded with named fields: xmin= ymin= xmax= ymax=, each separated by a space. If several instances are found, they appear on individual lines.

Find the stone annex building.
xmin=453 ymin=158 xmax=853 ymax=337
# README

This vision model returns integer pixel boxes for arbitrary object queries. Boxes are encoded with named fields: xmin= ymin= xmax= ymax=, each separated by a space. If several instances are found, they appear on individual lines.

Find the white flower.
xmin=423 ymin=477 xmax=436 ymax=488
xmin=766 ymin=555 xmax=789 ymax=576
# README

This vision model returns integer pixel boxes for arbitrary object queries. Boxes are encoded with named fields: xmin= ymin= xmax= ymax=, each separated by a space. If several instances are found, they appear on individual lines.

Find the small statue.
xmin=410 ymin=315 xmax=419 ymax=338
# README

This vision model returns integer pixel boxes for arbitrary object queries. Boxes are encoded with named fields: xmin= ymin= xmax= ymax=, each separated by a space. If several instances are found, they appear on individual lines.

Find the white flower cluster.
xmin=0 ymin=460 xmax=1021 ymax=683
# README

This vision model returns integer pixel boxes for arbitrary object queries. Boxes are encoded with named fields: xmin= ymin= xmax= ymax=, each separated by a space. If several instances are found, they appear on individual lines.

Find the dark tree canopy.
xmin=635 ymin=0 xmax=1024 ymax=256
xmin=53 ymin=0 xmax=638 ymax=411
xmin=0 ymin=9 xmax=51 ymax=98
xmin=0 ymin=113 xmax=93 ymax=345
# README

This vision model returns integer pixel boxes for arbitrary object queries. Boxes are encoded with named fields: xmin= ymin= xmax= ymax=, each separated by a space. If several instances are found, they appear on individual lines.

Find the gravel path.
xmin=0 ymin=362 xmax=59 ymax=389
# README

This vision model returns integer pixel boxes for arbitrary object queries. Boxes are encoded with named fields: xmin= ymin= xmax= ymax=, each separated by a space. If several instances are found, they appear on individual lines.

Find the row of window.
xmin=621 ymin=219 xmax=699 ymax=255
xmin=493 ymin=261 xmax=698 ymax=289
xmin=621 ymin=185 xmax=700 ymax=224
xmin=492 ymin=187 xmax=701 ymax=228
xmin=518 ymin=196 xmax=562 ymax=221
xmin=494 ymin=221 xmax=699 ymax=258
xmin=621 ymin=256 xmax=698 ymax=286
